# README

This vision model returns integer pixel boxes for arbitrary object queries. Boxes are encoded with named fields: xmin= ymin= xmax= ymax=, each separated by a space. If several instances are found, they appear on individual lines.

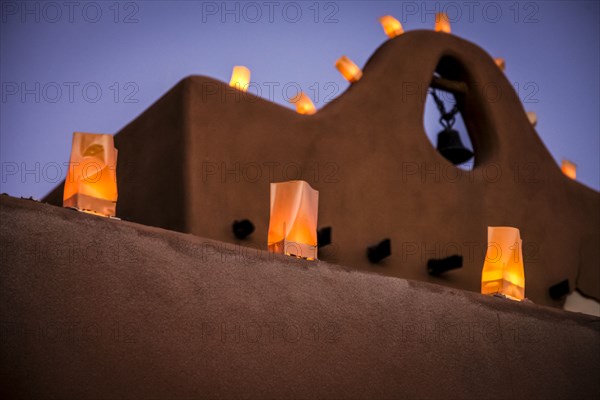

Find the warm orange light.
xmin=229 ymin=66 xmax=251 ymax=92
xmin=289 ymin=92 xmax=316 ymax=115
xmin=562 ymin=159 xmax=577 ymax=179
xmin=481 ymin=227 xmax=525 ymax=301
xmin=63 ymin=132 xmax=118 ymax=217
xmin=268 ymin=180 xmax=319 ymax=260
xmin=434 ymin=12 xmax=451 ymax=33
xmin=335 ymin=56 xmax=362 ymax=83
xmin=494 ymin=58 xmax=506 ymax=72
xmin=379 ymin=15 xmax=403 ymax=38
xmin=526 ymin=111 xmax=537 ymax=127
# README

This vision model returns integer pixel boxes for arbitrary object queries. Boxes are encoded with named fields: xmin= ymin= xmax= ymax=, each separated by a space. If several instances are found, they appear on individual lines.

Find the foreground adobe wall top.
xmin=43 ymin=30 xmax=600 ymax=307
xmin=1 ymin=196 xmax=599 ymax=399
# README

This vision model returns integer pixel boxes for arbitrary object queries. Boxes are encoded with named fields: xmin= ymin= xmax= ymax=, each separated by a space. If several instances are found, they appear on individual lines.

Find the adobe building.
xmin=2 ymin=30 xmax=599 ymax=398
xmin=42 ymin=30 xmax=600 ymax=307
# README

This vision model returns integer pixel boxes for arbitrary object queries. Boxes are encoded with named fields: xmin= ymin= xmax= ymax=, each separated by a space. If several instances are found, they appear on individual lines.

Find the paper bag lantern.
xmin=229 ymin=66 xmax=251 ymax=92
xmin=268 ymin=181 xmax=319 ymax=260
xmin=379 ymin=15 xmax=403 ymax=38
xmin=526 ymin=111 xmax=537 ymax=127
xmin=481 ymin=227 xmax=525 ymax=300
xmin=63 ymin=132 xmax=118 ymax=217
xmin=335 ymin=56 xmax=363 ymax=83
xmin=561 ymin=159 xmax=577 ymax=179
xmin=434 ymin=12 xmax=451 ymax=33
xmin=289 ymin=92 xmax=316 ymax=115
xmin=494 ymin=58 xmax=506 ymax=71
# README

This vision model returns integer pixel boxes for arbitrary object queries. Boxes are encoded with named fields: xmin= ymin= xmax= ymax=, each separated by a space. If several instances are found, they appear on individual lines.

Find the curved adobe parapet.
xmin=322 ymin=30 xmax=554 ymax=169
xmin=43 ymin=31 xmax=599 ymax=307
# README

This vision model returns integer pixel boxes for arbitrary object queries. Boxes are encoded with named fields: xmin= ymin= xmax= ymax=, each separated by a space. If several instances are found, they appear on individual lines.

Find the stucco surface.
xmin=1 ymin=196 xmax=599 ymax=399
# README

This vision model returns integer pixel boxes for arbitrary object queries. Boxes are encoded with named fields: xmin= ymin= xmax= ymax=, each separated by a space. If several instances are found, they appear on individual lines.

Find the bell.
xmin=436 ymin=128 xmax=474 ymax=165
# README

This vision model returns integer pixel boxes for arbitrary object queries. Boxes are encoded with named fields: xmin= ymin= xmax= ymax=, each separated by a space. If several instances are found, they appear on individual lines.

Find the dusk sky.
xmin=1 ymin=0 xmax=599 ymax=197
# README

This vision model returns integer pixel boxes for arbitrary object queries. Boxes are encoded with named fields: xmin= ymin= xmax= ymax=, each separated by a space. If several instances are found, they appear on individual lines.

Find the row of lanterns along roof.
xmin=228 ymin=13 xmax=556 ymax=168
xmin=63 ymin=133 xmax=527 ymax=301
xmin=58 ymin=13 xmax=579 ymax=302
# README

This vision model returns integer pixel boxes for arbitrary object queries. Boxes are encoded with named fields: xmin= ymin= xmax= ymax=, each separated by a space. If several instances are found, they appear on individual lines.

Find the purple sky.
xmin=1 ymin=0 xmax=599 ymax=198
